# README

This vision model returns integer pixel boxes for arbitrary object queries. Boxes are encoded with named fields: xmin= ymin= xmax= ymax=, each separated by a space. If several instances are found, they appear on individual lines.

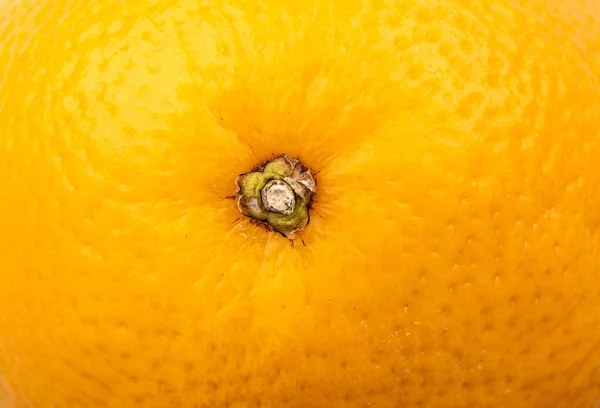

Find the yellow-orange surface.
xmin=1 ymin=0 xmax=600 ymax=407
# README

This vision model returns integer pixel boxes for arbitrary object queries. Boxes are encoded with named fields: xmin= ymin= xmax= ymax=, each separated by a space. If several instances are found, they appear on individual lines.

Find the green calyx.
xmin=235 ymin=156 xmax=316 ymax=239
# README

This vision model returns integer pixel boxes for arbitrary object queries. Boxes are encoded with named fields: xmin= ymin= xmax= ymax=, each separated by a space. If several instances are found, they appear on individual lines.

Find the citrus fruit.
xmin=1 ymin=0 xmax=600 ymax=407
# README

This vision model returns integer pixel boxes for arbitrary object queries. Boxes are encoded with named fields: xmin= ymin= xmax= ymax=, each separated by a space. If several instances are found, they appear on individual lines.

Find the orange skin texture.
xmin=1 ymin=0 xmax=600 ymax=407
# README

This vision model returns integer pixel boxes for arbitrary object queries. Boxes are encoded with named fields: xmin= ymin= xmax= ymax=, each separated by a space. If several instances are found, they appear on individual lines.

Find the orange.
xmin=1 ymin=0 xmax=600 ymax=407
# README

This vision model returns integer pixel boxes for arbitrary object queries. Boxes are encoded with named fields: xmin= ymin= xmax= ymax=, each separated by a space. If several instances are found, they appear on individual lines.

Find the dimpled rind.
xmin=1 ymin=1 xmax=600 ymax=408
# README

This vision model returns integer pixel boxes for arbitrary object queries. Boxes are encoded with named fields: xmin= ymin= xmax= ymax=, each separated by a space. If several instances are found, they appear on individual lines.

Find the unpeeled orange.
xmin=1 ymin=0 xmax=600 ymax=407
